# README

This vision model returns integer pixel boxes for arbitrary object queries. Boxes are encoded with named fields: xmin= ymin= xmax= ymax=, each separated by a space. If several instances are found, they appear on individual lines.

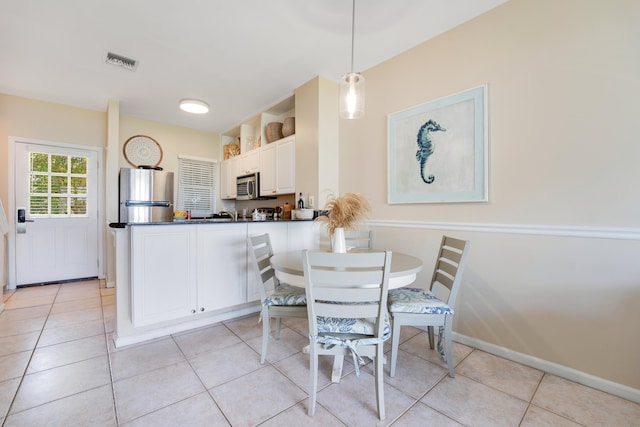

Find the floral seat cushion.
xmin=388 ymin=287 xmax=451 ymax=360
xmin=264 ymin=284 xmax=306 ymax=306
xmin=387 ymin=287 xmax=453 ymax=315
xmin=311 ymin=310 xmax=391 ymax=376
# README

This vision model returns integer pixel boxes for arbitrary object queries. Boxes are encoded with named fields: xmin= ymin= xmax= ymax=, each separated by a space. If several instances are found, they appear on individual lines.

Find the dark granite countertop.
xmin=109 ymin=218 xmax=314 ymax=228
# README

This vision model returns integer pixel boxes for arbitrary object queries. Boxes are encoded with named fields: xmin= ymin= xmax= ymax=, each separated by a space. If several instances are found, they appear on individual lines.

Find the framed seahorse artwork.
xmin=387 ymin=85 xmax=488 ymax=204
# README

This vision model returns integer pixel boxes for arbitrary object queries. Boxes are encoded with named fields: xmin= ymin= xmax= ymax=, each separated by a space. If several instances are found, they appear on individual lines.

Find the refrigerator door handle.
xmin=123 ymin=201 xmax=173 ymax=208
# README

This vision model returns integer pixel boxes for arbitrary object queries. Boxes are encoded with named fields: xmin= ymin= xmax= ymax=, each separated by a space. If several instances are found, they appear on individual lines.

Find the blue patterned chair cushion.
xmin=311 ymin=310 xmax=391 ymax=376
xmin=264 ymin=284 xmax=306 ymax=306
xmin=388 ymin=287 xmax=453 ymax=315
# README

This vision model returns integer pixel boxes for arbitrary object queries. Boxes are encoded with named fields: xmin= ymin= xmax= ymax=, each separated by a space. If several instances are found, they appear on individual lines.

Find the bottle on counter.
xmin=298 ymin=192 xmax=304 ymax=209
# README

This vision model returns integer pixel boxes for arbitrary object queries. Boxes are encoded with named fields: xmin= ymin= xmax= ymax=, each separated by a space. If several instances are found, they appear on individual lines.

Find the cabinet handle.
xmin=191 ymin=309 xmax=196 ymax=314
xmin=200 ymin=307 xmax=205 ymax=312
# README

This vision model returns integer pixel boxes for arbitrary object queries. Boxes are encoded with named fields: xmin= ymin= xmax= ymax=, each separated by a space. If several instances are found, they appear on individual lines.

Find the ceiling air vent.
xmin=105 ymin=52 xmax=138 ymax=71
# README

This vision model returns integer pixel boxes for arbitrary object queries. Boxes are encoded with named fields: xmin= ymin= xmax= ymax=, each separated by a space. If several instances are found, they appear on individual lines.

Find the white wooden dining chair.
xmin=329 ymin=229 xmax=373 ymax=251
xmin=387 ymin=235 xmax=470 ymax=378
xmin=248 ymin=234 xmax=307 ymax=364
xmin=302 ymin=250 xmax=392 ymax=420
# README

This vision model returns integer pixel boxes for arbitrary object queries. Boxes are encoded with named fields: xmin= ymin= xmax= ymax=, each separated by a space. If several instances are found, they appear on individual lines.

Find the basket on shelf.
xmin=282 ymin=117 xmax=295 ymax=137
xmin=265 ymin=122 xmax=283 ymax=143
xmin=223 ymin=143 xmax=240 ymax=159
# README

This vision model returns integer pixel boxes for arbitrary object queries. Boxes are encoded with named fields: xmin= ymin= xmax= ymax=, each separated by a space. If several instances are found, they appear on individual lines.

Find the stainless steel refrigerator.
xmin=119 ymin=168 xmax=174 ymax=223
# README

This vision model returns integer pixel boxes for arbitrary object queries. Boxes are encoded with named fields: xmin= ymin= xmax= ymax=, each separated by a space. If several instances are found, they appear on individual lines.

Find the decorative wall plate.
xmin=123 ymin=135 xmax=163 ymax=167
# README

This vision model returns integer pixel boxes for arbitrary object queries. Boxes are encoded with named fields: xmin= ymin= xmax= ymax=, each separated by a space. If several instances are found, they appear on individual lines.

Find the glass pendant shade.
xmin=339 ymin=72 xmax=365 ymax=119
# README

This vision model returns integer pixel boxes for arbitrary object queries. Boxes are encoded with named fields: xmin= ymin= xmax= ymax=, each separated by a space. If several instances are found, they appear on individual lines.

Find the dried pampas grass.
xmin=316 ymin=192 xmax=371 ymax=235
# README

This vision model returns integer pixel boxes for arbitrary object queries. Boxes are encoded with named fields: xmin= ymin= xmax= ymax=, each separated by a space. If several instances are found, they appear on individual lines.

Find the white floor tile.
xmin=113 ymin=361 xmax=205 ymax=424
xmin=11 ymin=355 xmax=111 ymax=413
xmin=4 ymin=384 xmax=116 ymax=427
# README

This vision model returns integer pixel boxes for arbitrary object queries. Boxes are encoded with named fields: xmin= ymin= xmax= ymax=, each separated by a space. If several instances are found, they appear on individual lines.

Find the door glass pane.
xmin=71 ymin=197 xmax=87 ymax=214
xmin=71 ymin=177 xmax=87 ymax=194
xmin=30 ymin=153 xmax=48 ymax=172
xmin=30 ymin=196 xmax=48 ymax=214
xmin=30 ymin=175 xmax=48 ymax=193
xmin=51 ymin=155 xmax=68 ymax=173
xmin=71 ymin=156 xmax=87 ymax=174
xmin=51 ymin=197 xmax=68 ymax=214
xmin=51 ymin=176 xmax=68 ymax=194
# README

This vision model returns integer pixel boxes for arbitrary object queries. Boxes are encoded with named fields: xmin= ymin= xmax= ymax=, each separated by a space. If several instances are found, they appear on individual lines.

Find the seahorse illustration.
xmin=416 ymin=119 xmax=446 ymax=184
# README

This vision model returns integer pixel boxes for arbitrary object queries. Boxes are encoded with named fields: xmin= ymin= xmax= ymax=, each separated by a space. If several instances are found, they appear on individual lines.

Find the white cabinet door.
xmin=131 ymin=225 xmax=198 ymax=327
xmin=197 ymin=223 xmax=247 ymax=312
xmin=276 ymin=137 xmax=295 ymax=194
xmin=238 ymin=149 xmax=260 ymax=175
xmin=220 ymin=157 xmax=238 ymax=199
xmin=246 ymin=222 xmax=288 ymax=302
xmin=259 ymin=143 xmax=276 ymax=196
xmin=258 ymin=136 xmax=294 ymax=197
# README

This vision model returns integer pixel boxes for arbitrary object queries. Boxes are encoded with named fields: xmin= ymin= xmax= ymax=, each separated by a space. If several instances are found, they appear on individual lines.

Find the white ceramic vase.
xmin=332 ymin=227 xmax=347 ymax=253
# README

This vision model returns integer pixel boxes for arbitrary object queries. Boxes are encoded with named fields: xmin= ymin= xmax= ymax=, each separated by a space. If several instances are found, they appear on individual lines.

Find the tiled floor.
xmin=1 ymin=280 xmax=639 ymax=426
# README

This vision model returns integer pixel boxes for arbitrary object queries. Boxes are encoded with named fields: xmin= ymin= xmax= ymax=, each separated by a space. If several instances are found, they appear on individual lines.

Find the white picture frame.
xmin=388 ymin=85 xmax=488 ymax=204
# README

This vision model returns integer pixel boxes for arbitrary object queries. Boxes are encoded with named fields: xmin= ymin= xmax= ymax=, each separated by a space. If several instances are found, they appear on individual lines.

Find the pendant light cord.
xmin=350 ymin=0 xmax=356 ymax=73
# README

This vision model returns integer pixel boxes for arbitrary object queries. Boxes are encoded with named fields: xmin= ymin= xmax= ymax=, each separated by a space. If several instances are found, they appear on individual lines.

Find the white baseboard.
xmin=106 ymin=281 xmax=115 ymax=289
xmin=453 ymin=332 xmax=640 ymax=404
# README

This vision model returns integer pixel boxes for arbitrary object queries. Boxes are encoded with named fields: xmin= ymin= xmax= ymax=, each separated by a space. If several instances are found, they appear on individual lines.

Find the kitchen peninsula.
xmin=111 ymin=218 xmax=320 ymax=348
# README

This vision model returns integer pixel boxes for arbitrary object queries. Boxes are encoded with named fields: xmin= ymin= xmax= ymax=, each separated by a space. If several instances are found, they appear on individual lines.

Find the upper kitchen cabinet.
xmin=220 ymin=156 xmax=238 ymax=199
xmin=260 ymin=136 xmax=295 ymax=196
xmin=237 ymin=149 xmax=260 ymax=176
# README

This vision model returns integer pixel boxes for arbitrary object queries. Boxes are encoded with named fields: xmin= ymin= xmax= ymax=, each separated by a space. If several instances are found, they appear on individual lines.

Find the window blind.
xmin=177 ymin=156 xmax=217 ymax=216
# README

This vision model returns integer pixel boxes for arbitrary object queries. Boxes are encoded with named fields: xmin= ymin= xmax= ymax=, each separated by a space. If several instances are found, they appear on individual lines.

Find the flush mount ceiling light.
xmin=339 ymin=0 xmax=365 ymax=119
xmin=179 ymin=99 xmax=209 ymax=114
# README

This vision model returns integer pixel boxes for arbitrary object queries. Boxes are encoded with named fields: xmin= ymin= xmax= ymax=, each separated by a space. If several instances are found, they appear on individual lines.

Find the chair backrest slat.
xmin=314 ymin=286 xmax=382 ymax=303
xmin=433 ymin=271 xmax=454 ymax=291
xmin=315 ymin=302 xmax=380 ymax=319
xmin=441 ymin=247 xmax=462 ymax=264
xmin=438 ymin=259 xmax=458 ymax=278
xmin=308 ymin=269 xmax=384 ymax=288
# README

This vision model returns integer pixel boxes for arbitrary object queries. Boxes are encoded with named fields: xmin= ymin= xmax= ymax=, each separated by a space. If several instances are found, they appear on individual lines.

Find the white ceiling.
xmin=0 ymin=0 xmax=507 ymax=134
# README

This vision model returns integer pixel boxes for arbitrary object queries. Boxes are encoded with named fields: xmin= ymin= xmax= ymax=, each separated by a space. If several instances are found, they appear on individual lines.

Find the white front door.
xmin=13 ymin=142 xmax=99 ymax=286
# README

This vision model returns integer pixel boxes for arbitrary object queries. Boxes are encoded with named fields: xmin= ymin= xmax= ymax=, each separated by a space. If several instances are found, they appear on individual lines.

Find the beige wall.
xmin=340 ymin=0 xmax=640 ymax=393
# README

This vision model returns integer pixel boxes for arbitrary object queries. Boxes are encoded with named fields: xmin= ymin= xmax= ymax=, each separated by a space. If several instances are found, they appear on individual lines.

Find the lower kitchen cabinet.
xmin=131 ymin=225 xmax=198 ymax=327
xmin=197 ymin=223 xmax=247 ymax=311
xmin=131 ymin=223 xmax=248 ymax=327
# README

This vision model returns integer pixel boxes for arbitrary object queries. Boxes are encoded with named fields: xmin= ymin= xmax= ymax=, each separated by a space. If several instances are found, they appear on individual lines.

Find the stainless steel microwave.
xmin=236 ymin=172 xmax=260 ymax=200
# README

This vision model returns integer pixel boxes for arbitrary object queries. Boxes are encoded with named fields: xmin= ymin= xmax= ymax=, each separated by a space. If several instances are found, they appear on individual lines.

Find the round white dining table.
xmin=269 ymin=249 xmax=423 ymax=289
xmin=269 ymin=249 xmax=423 ymax=383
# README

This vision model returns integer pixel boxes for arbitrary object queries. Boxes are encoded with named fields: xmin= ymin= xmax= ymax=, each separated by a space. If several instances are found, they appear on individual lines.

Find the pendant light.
xmin=339 ymin=0 xmax=364 ymax=119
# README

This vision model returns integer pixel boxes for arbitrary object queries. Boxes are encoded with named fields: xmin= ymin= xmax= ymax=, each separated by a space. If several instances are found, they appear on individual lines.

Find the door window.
xmin=29 ymin=152 xmax=88 ymax=216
